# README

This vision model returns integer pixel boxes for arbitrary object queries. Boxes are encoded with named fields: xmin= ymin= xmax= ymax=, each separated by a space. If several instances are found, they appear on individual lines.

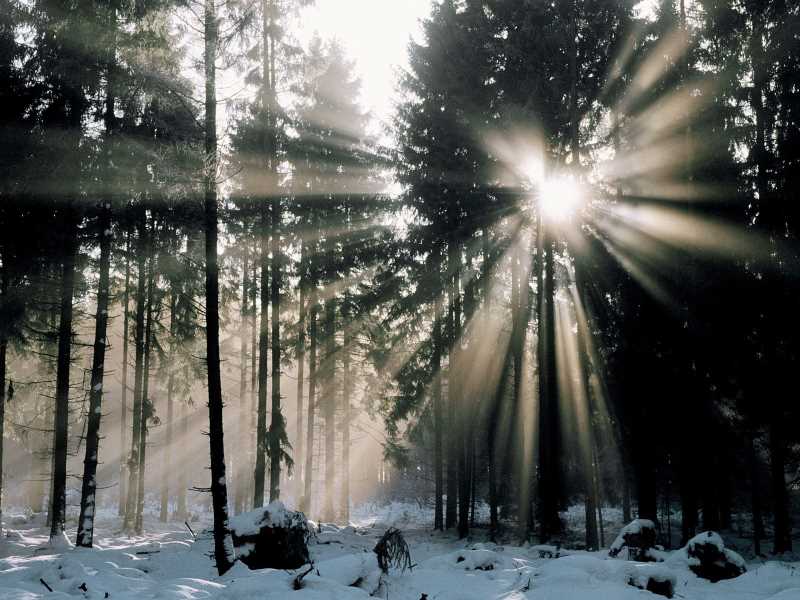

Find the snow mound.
xmin=229 ymin=500 xmax=306 ymax=536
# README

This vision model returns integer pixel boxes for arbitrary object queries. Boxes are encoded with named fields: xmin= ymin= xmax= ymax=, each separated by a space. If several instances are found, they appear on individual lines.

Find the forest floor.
xmin=1 ymin=502 xmax=798 ymax=599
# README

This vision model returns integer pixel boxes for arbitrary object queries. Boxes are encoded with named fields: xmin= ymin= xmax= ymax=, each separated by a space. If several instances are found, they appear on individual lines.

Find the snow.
xmin=228 ymin=500 xmax=306 ymax=537
xmin=0 ymin=503 xmax=797 ymax=600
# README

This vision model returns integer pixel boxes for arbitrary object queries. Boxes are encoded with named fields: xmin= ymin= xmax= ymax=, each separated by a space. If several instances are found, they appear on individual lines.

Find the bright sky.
xmin=297 ymin=0 xmax=433 ymax=123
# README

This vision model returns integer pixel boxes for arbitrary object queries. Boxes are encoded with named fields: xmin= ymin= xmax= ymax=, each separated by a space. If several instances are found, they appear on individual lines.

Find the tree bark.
xmin=119 ymin=229 xmax=131 ymax=517
xmin=322 ymin=293 xmax=336 ymax=522
xmin=254 ymin=229 xmax=269 ymax=507
xmin=340 ymin=295 xmax=352 ymax=523
xmin=160 ymin=291 xmax=177 ymax=522
xmin=49 ymin=206 xmax=77 ymax=542
xmin=135 ymin=240 xmax=155 ymax=535
xmin=204 ymin=0 xmax=235 ymax=574
xmin=432 ymin=288 xmax=444 ymax=531
xmin=295 ymin=242 xmax=306 ymax=500
xmin=77 ymin=205 xmax=112 ymax=547
xmin=268 ymin=195 xmax=283 ymax=502
xmin=303 ymin=286 xmax=318 ymax=513
xmin=124 ymin=212 xmax=147 ymax=532
xmin=0 ymin=263 xmax=7 ymax=536
xmin=236 ymin=247 xmax=249 ymax=514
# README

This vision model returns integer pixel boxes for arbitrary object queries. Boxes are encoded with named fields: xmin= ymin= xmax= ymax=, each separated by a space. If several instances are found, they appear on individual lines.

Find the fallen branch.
xmin=292 ymin=563 xmax=314 ymax=590
xmin=39 ymin=578 xmax=53 ymax=592
xmin=184 ymin=521 xmax=196 ymax=539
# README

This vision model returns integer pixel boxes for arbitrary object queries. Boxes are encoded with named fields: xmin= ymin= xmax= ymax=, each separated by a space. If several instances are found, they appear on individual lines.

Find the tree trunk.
xmin=769 ymin=416 xmax=792 ymax=553
xmin=0 ymin=266 xmax=7 ymax=536
xmin=254 ymin=227 xmax=269 ymax=507
xmin=537 ymin=228 xmax=561 ymax=543
xmin=295 ymin=242 xmax=306 ymax=500
xmin=236 ymin=248 xmax=249 ymax=514
xmin=135 ymin=241 xmax=155 ymax=535
xmin=119 ymin=229 xmax=131 ymax=516
xmin=160 ymin=291 xmax=177 ymax=522
xmin=432 ymin=290 xmax=444 ymax=531
xmin=748 ymin=427 xmax=764 ymax=556
xmin=176 ymin=399 xmax=188 ymax=519
xmin=340 ymin=296 xmax=352 ymax=523
xmin=124 ymin=212 xmax=147 ymax=532
xmin=303 ymin=287 xmax=318 ymax=513
xmin=76 ymin=205 xmax=112 ymax=547
xmin=268 ymin=196 xmax=282 ymax=502
xmin=322 ymin=294 xmax=336 ymax=522
xmin=49 ymin=207 xmax=77 ymax=543
xmin=445 ymin=240 xmax=459 ymax=530
xmin=205 ymin=0 xmax=235 ymax=574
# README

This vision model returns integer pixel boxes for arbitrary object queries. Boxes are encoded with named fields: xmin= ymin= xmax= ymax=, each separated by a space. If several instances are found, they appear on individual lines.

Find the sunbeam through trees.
xmin=0 ymin=0 xmax=799 ymax=598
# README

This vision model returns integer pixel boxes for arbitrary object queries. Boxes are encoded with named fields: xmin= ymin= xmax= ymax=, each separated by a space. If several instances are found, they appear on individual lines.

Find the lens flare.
xmin=538 ymin=175 xmax=585 ymax=223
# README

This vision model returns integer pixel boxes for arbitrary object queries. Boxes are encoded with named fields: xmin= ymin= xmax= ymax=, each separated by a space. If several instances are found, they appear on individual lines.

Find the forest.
xmin=0 ymin=0 xmax=798 ymax=599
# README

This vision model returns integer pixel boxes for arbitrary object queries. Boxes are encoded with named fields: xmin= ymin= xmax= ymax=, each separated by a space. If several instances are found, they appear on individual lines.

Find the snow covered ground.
xmin=1 ymin=503 xmax=798 ymax=599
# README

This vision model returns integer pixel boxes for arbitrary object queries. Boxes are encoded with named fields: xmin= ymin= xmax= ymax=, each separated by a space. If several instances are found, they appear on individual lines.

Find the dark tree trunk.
xmin=135 ymin=242 xmax=155 ymax=535
xmin=0 ymin=266 xmax=7 ymax=536
xmin=769 ymin=416 xmax=792 ymax=553
xmin=445 ymin=240 xmax=459 ymax=530
xmin=236 ymin=248 xmax=249 ymax=515
xmin=205 ymin=0 xmax=235 ymax=574
xmin=340 ymin=295 xmax=352 ymax=523
xmin=160 ymin=291 xmax=177 ymax=522
xmin=76 ymin=205 xmax=113 ymax=547
xmin=119 ymin=229 xmax=131 ymax=516
xmin=49 ymin=207 xmax=77 ymax=543
xmin=124 ymin=213 xmax=147 ymax=532
xmin=433 ymin=291 xmax=444 ymax=531
xmin=176 ymin=399 xmax=188 ymax=520
xmin=303 ymin=288 xmax=318 ymax=513
xmin=747 ymin=428 xmax=764 ymax=555
xmin=268 ymin=196 xmax=282 ymax=502
xmin=254 ymin=228 xmax=269 ymax=507
xmin=537 ymin=229 xmax=561 ymax=543
xmin=322 ymin=294 xmax=336 ymax=522
xmin=295 ymin=243 xmax=306 ymax=501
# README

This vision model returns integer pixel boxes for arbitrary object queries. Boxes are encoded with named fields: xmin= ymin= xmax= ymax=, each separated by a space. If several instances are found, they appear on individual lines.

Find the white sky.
xmin=296 ymin=0 xmax=433 ymax=123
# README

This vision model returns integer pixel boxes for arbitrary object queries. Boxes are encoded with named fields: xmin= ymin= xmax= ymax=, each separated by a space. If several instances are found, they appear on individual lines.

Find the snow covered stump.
xmin=229 ymin=501 xmax=310 ymax=570
xmin=608 ymin=519 xmax=658 ymax=561
xmin=680 ymin=531 xmax=746 ymax=582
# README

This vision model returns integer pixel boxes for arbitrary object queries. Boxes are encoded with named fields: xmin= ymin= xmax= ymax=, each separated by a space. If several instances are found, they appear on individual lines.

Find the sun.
xmin=538 ymin=174 xmax=585 ymax=222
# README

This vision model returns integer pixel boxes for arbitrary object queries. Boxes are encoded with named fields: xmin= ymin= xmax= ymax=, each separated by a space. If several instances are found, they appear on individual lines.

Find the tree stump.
xmin=684 ymin=531 xmax=745 ymax=582
xmin=609 ymin=519 xmax=658 ymax=561
xmin=229 ymin=501 xmax=310 ymax=570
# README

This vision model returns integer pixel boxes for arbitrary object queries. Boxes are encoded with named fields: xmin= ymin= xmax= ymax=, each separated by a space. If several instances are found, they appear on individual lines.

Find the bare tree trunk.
xmin=295 ymin=242 xmax=306 ymax=501
xmin=160 ymin=292 xmax=177 ymax=522
xmin=254 ymin=230 xmax=269 ymax=507
xmin=124 ymin=213 xmax=147 ymax=532
xmin=340 ymin=296 xmax=352 ymax=523
xmin=135 ymin=243 xmax=155 ymax=535
xmin=49 ymin=206 xmax=77 ymax=543
xmin=119 ymin=229 xmax=131 ymax=517
xmin=433 ymin=290 xmax=444 ymax=531
xmin=0 ymin=265 xmax=7 ymax=536
xmin=204 ymin=0 xmax=235 ymax=574
xmin=176 ymin=399 xmax=188 ymax=520
xmin=236 ymin=248 xmax=249 ymax=515
xmin=268 ymin=197 xmax=283 ymax=502
xmin=322 ymin=294 xmax=336 ymax=522
xmin=303 ymin=288 xmax=318 ymax=514
xmin=445 ymin=240 xmax=459 ymax=530
xmin=77 ymin=205 xmax=112 ymax=547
